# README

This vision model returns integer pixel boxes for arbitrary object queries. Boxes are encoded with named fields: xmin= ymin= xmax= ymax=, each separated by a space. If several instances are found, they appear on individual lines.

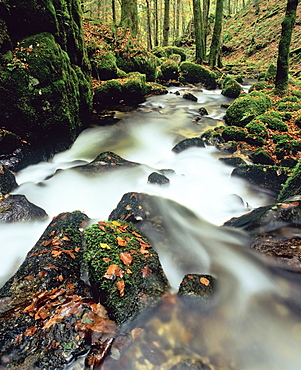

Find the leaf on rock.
xmin=117 ymin=236 xmax=127 ymax=246
xmin=116 ymin=280 xmax=125 ymax=297
xmin=24 ymin=326 xmax=37 ymax=336
xmin=120 ymin=252 xmax=132 ymax=266
xmin=141 ymin=265 xmax=152 ymax=278
xmin=104 ymin=264 xmax=124 ymax=280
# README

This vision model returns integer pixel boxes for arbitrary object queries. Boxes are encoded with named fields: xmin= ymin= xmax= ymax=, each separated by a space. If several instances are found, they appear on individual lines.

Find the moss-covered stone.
xmin=275 ymin=100 xmax=301 ymax=112
xmin=178 ymin=274 xmax=215 ymax=300
xmin=278 ymin=162 xmax=301 ymax=202
xmin=256 ymin=114 xmax=288 ymax=132
xmin=91 ymin=51 xmax=118 ymax=80
xmin=221 ymin=126 xmax=248 ymax=141
xmin=164 ymin=46 xmax=186 ymax=61
xmin=248 ymin=81 xmax=273 ymax=92
xmin=179 ymin=62 xmax=217 ymax=89
xmin=224 ymin=91 xmax=272 ymax=127
xmin=84 ymin=220 xmax=169 ymax=324
xmin=0 ymin=32 xmax=92 ymax=144
xmin=274 ymin=139 xmax=301 ymax=159
xmin=221 ymin=76 xmax=243 ymax=98
xmin=245 ymin=120 xmax=269 ymax=138
xmin=145 ymin=82 xmax=167 ymax=96
xmin=265 ymin=64 xmax=277 ymax=83
xmin=160 ymin=59 xmax=179 ymax=81
xmin=151 ymin=46 xmax=167 ymax=58
xmin=249 ymin=148 xmax=274 ymax=165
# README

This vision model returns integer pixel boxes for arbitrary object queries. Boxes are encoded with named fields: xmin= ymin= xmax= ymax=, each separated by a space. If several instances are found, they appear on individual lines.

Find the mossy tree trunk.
xmin=154 ymin=0 xmax=159 ymax=46
xmin=163 ymin=0 xmax=170 ymax=46
xmin=274 ymin=0 xmax=299 ymax=95
xmin=203 ymin=0 xmax=210 ymax=53
xmin=146 ymin=0 xmax=153 ymax=50
xmin=209 ymin=0 xmax=223 ymax=68
xmin=112 ymin=0 xmax=116 ymax=24
xmin=121 ymin=0 xmax=138 ymax=37
xmin=193 ymin=0 xmax=205 ymax=64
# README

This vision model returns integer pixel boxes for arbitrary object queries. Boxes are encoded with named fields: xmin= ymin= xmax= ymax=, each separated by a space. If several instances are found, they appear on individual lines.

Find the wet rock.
xmin=249 ymin=148 xmax=275 ymax=165
xmin=219 ymin=157 xmax=247 ymax=167
xmin=172 ymin=137 xmax=205 ymax=153
xmin=73 ymin=151 xmax=139 ymax=174
xmin=231 ymin=164 xmax=288 ymax=194
xmin=109 ymin=192 xmax=148 ymax=223
xmin=224 ymin=198 xmax=301 ymax=272
xmin=147 ymin=172 xmax=170 ymax=185
xmin=183 ymin=92 xmax=198 ymax=102
xmin=170 ymin=358 xmax=212 ymax=370
xmin=84 ymin=220 xmax=169 ymax=325
xmin=0 ymin=194 xmax=48 ymax=223
xmin=178 ymin=274 xmax=215 ymax=301
xmin=0 ymin=164 xmax=18 ymax=194
xmin=0 ymin=211 xmax=117 ymax=369
xmin=198 ymin=107 xmax=209 ymax=115
xmin=278 ymin=162 xmax=301 ymax=202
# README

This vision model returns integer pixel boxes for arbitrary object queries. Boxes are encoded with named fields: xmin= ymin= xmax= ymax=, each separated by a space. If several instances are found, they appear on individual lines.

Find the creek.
xmin=2 ymin=85 xmax=301 ymax=369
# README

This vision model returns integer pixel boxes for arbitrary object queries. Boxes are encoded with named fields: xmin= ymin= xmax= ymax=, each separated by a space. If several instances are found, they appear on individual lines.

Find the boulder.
xmin=172 ymin=137 xmax=205 ymax=153
xmin=0 ymin=194 xmax=48 ymax=223
xmin=178 ymin=274 xmax=215 ymax=300
xmin=183 ymin=92 xmax=198 ymax=102
xmin=221 ymin=76 xmax=243 ymax=98
xmin=147 ymin=172 xmax=170 ymax=185
xmin=179 ymin=62 xmax=217 ymax=89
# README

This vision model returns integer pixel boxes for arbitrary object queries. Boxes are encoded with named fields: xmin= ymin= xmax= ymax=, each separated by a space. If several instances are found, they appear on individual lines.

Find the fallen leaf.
xmin=116 ymin=280 xmax=125 ymax=297
xmin=200 ymin=277 xmax=210 ymax=286
xmin=112 ymin=221 xmax=121 ymax=226
xmin=117 ymin=236 xmax=127 ymax=246
xmin=120 ymin=252 xmax=132 ymax=266
xmin=141 ymin=265 xmax=152 ymax=278
xmin=24 ymin=326 xmax=37 ymax=336
xmin=100 ymin=243 xmax=111 ymax=249
xmin=104 ymin=264 xmax=124 ymax=280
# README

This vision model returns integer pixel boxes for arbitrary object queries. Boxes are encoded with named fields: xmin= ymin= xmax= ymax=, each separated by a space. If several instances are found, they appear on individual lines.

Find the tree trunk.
xmin=121 ymin=0 xmax=138 ymax=37
xmin=112 ymin=0 xmax=116 ymax=24
xmin=275 ymin=0 xmax=299 ymax=94
xmin=209 ymin=0 xmax=223 ymax=68
xmin=203 ymin=0 xmax=210 ymax=57
xmin=193 ymin=0 xmax=204 ymax=64
xmin=175 ymin=0 xmax=180 ymax=39
xmin=154 ymin=0 xmax=159 ymax=46
xmin=146 ymin=0 xmax=153 ymax=50
xmin=254 ymin=0 xmax=260 ymax=14
xmin=163 ymin=0 xmax=170 ymax=46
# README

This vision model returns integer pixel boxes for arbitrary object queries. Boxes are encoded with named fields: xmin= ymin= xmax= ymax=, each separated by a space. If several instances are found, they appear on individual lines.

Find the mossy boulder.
xmin=0 ymin=164 xmax=18 ymax=194
xmin=275 ymin=96 xmax=301 ymax=112
xmin=256 ymin=114 xmax=288 ymax=132
xmin=249 ymin=148 xmax=274 ymax=165
xmin=151 ymin=46 xmax=167 ymax=58
xmin=278 ymin=162 xmax=301 ymax=202
xmin=274 ymin=139 xmax=301 ymax=159
xmin=221 ymin=76 xmax=243 ymax=98
xmin=172 ymin=137 xmax=205 ymax=153
xmin=179 ymin=62 xmax=217 ymax=89
xmin=221 ymin=126 xmax=248 ymax=141
xmin=231 ymin=164 xmax=288 ymax=193
xmin=245 ymin=121 xmax=269 ymax=138
xmin=84 ymin=220 xmax=169 ymax=325
xmin=224 ymin=91 xmax=272 ymax=127
xmin=164 ymin=46 xmax=186 ymax=62
xmin=0 ymin=32 xmax=92 ymax=145
xmin=91 ymin=51 xmax=118 ymax=80
xmin=265 ymin=64 xmax=277 ymax=83
xmin=248 ymin=81 xmax=273 ymax=92
xmin=116 ymin=49 xmax=158 ymax=82
xmin=160 ymin=59 xmax=179 ymax=81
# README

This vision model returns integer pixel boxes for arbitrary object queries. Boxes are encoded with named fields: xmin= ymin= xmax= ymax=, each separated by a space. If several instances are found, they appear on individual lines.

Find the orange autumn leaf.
xmin=24 ymin=326 xmax=37 ymax=336
xmin=117 ymin=236 xmax=127 ymax=246
xmin=116 ymin=280 xmax=125 ymax=297
xmin=200 ymin=277 xmax=210 ymax=286
xmin=141 ymin=265 xmax=152 ymax=278
xmin=51 ymin=250 xmax=63 ymax=257
xmin=104 ymin=264 xmax=124 ymax=280
xmin=60 ymin=214 xmax=67 ymax=220
xmin=62 ymin=236 xmax=71 ymax=241
xmin=120 ymin=252 xmax=132 ymax=266
xmin=43 ymin=314 xmax=63 ymax=329
xmin=131 ymin=230 xmax=142 ymax=237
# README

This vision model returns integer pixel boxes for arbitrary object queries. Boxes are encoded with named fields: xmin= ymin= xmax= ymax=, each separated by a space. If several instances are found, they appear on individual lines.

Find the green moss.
xmin=164 ymin=46 xmax=186 ymax=61
xmin=256 ymin=114 xmax=288 ymax=131
xmin=160 ymin=59 xmax=179 ymax=81
xmin=274 ymin=139 xmax=301 ymax=158
xmin=221 ymin=77 xmax=243 ymax=98
xmin=275 ymin=98 xmax=301 ymax=112
xmin=265 ymin=64 xmax=277 ymax=83
xmin=272 ymin=133 xmax=291 ymax=143
xmin=151 ymin=46 xmax=167 ymax=58
xmin=224 ymin=91 xmax=272 ymax=127
xmin=278 ymin=162 xmax=301 ymax=202
xmin=93 ymin=79 xmax=123 ymax=105
xmin=179 ymin=62 xmax=217 ymax=89
xmin=248 ymin=81 xmax=273 ymax=92
xmin=84 ymin=220 xmax=168 ymax=324
xmin=245 ymin=121 xmax=269 ymax=138
xmin=91 ymin=52 xmax=118 ymax=80
xmin=222 ymin=126 xmax=248 ymax=141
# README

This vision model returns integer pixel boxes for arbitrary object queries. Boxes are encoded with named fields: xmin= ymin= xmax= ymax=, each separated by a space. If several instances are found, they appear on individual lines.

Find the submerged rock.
xmin=84 ymin=220 xmax=169 ymax=325
xmin=0 ymin=194 xmax=48 ymax=223
xmin=147 ymin=172 xmax=170 ymax=185
xmin=74 ymin=151 xmax=139 ymax=174
xmin=172 ymin=137 xmax=205 ymax=153
xmin=183 ymin=92 xmax=198 ymax=102
xmin=0 ymin=211 xmax=118 ymax=369
xmin=178 ymin=274 xmax=215 ymax=300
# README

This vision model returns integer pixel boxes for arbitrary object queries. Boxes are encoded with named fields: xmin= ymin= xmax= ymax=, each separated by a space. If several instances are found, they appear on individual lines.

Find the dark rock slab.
xmin=219 ymin=157 xmax=247 ymax=167
xmin=0 ymin=164 xmax=18 ymax=194
xmin=0 ymin=194 xmax=48 ymax=223
xmin=172 ymin=137 xmax=205 ymax=153
xmin=183 ymin=92 xmax=198 ymax=102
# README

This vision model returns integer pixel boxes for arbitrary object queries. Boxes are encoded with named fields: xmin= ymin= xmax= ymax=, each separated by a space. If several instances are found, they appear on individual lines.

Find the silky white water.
xmin=2 ymin=86 xmax=301 ymax=369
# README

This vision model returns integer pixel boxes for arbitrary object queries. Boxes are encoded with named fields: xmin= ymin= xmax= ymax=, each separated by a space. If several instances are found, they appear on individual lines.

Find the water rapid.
xmin=2 ymin=86 xmax=301 ymax=369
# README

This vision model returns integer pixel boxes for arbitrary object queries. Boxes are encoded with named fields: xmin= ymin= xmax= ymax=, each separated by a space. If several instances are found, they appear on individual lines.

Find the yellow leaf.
xmin=100 ymin=243 xmax=111 ymax=249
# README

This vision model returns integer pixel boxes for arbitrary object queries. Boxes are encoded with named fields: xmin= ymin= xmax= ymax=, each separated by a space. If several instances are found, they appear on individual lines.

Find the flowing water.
xmin=2 ymin=86 xmax=301 ymax=369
